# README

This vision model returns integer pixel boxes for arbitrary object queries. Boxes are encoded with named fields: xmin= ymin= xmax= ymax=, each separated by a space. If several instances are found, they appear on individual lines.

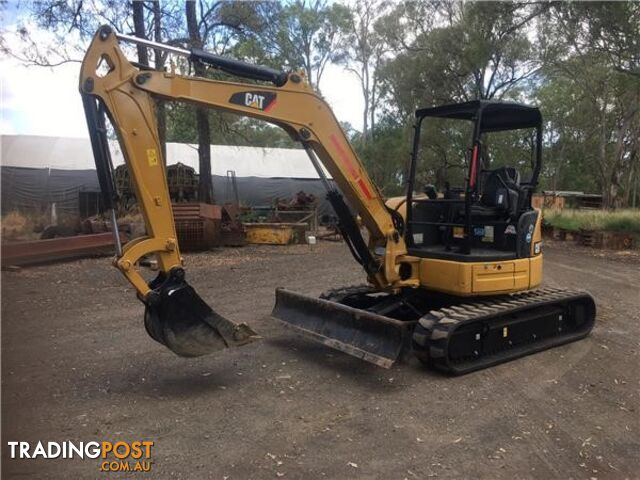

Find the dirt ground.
xmin=2 ymin=240 xmax=639 ymax=479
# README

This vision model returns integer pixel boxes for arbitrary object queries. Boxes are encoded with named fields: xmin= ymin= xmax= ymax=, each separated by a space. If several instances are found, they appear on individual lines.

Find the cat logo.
xmin=245 ymin=93 xmax=265 ymax=109
xmin=229 ymin=91 xmax=277 ymax=112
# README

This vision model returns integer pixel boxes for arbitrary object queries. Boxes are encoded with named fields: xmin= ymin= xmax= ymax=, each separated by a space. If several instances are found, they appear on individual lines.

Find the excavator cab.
xmin=406 ymin=101 xmax=543 ymax=265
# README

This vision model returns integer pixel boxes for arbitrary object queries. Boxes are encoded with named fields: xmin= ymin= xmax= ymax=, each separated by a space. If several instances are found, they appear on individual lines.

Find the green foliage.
xmin=373 ymin=1 xmax=639 ymax=207
xmin=235 ymin=0 xmax=350 ymax=89
xmin=543 ymin=211 xmax=584 ymax=232
xmin=165 ymin=101 xmax=296 ymax=148
xmin=543 ymin=209 xmax=640 ymax=234
xmin=482 ymin=129 xmax=537 ymax=179
xmin=605 ymin=213 xmax=640 ymax=234
xmin=535 ymin=3 xmax=640 ymax=207
xmin=352 ymin=120 xmax=411 ymax=195
xmin=415 ymin=118 xmax=472 ymax=191
xmin=379 ymin=1 xmax=544 ymax=117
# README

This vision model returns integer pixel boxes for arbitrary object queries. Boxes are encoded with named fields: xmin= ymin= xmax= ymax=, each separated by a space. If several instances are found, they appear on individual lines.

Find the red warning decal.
xmin=357 ymin=179 xmax=373 ymax=200
xmin=329 ymin=134 xmax=374 ymax=200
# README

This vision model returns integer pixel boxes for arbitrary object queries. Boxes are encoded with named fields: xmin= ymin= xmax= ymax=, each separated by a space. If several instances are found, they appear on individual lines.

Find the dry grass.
xmin=119 ymin=212 xmax=143 ymax=224
xmin=1 ymin=210 xmax=82 ymax=242
xmin=2 ymin=211 xmax=28 ymax=234
xmin=543 ymin=209 xmax=640 ymax=234
xmin=1 ymin=211 xmax=45 ymax=241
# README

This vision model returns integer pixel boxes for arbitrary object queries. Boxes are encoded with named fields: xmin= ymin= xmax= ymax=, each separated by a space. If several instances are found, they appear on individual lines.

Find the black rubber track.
xmin=412 ymin=287 xmax=596 ymax=375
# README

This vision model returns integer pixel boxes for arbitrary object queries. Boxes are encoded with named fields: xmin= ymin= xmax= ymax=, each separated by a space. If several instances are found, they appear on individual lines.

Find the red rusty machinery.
xmin=2 ymin=232 xmax=128 ymax=267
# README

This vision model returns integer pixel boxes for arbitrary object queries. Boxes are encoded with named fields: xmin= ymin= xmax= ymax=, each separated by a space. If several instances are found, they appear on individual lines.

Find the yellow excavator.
xmin=79 ymin=26 xmax=595 ymax=374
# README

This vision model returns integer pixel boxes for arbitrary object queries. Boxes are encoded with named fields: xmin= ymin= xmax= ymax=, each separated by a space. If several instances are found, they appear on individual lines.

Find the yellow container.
xmin=243 ymin=223 xmax=296 ymax=245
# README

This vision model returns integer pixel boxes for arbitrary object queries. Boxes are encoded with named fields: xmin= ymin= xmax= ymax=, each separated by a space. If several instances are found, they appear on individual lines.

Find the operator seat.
xmin=478 ymin=166 xmax=521 ymax=219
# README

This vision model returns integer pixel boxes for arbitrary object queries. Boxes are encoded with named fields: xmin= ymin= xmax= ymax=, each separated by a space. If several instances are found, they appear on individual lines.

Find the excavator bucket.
xmin=271 ymin=288 xmax=412 ymax=368
xmin=144 ymin=271 xmax=259 ymax=357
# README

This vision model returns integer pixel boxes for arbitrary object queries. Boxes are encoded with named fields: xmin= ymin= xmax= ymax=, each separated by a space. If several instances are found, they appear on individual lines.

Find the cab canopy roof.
xmin=415 ymin=100 xmax=542 ymax=132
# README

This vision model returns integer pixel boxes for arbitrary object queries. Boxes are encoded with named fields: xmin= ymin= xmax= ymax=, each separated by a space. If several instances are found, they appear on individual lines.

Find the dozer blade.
xmin=144 ymin=269 xmax=259 ymax=357
xmin=271 ymin=288 xmax=412 ymax=368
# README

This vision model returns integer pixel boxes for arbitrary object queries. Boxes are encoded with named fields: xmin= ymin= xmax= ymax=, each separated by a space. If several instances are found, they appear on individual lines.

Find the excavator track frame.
xmin=412 ymin=287 xmax=596 ymax=375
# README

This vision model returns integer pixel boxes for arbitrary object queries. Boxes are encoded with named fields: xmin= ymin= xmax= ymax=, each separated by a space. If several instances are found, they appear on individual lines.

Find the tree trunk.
xmin=361 ymin=64 xmax=369 ymax=140
xmin=132 ymin=2 xmax=149 ymax=66
xmin=622 ymin=164 xmax=633 ymax=207
xmin=186 ymin=1 xmax=215 ymax=204
xmin=195 ymin=109 xmax=213 ymax=203
xmin=598 ymin=105 xmax=611 ymax=209
xmin=362 ymin=95 xmax=369 ymax=141
xmin=370 ymin=80 xmax=376 ymax=138
xmin=633 ymin=167 xmax=638 ymax=208
xmin=305 ymin=49 xmax=314 ymax=89
xmin=152 ymin=1 xmax=167 ymax=163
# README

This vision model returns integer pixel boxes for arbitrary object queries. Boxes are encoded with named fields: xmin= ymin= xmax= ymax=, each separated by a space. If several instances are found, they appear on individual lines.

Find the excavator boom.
xmin=79 ymin=26 xmax=411 ymax=360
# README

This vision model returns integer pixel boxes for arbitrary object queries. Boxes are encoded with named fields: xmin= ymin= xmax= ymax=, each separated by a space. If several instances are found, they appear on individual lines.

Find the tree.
xmin=340 ymin=0 xmax=391 ymax=140
xmin=352 ymin=119 xmax=411 ymax=195
xmin=1 ymin=1 xmax=133 ymax=66
xmin=4 ymin=0 xmax=639 ymax=206
xmin=182 ymin=0 xmax=265 ymax=204
xmin=537 ymin=4 xmax=640 ymax=208
xmin=240 ymin=0 xmax=349 ymax=91
xmin=186 ymin=0 xmax=215 ymax=204
xmin=130 ymin=2 xmax=169 ymax=162
xmin=379 ymin=1 xmax=548 ymax=116
xmin=556 ymin=2 xmax=640 ymax=79
xmin=369 ymin=1 xmax=549 ymax=193
xmin=2 ymin=0 xmax=179 ymax=161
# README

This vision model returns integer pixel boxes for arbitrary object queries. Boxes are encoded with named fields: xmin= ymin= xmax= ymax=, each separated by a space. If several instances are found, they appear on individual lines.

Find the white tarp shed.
xmin=0 ymin=134 xmax=330 ymax=179
xmin=0 ymin=134 xmax=337 ymax=217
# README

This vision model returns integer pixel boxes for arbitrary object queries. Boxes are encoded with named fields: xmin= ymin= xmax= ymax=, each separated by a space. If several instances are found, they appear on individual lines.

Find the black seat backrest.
xmin=481 ymin=167 xmax=521 ymax=216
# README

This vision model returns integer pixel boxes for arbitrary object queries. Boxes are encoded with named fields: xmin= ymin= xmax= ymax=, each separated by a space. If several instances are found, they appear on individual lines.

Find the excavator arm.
xmin=79 ymin=26 xmax=414 ymax=358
